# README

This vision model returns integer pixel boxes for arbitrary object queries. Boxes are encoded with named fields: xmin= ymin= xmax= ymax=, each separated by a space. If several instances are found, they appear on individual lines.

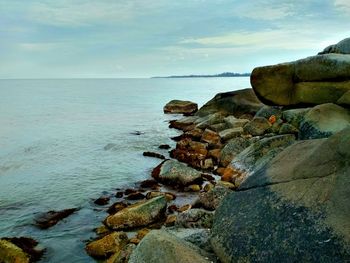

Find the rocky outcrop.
xmin=299 ymin=103 xmax=350 ymax=139
xmin=251 ymin=53 xmax=350 ymax=106
xmin=34 ymin=208 xmax=78 ymax=229
xmin=128 ymin=230 xmax=212 ymax=263
xmin=163 ymin=100 xmax=198 ymax=114
xmin=152 ymin=160 xmax=202 ymax=187
xmin=104 ymin=196 xmax=167 ymax=230
xmin=319 ymin=37 xmax=350 ymax=55
xmin=195 ymin=88 xmax=263 ymax=117
xmin=0 ymin=239 xmax=30 ymax=263
xmin=196 ymin=186 xmax=232 ymax=211
xmin=210 ymin=127 xmax=350 ymax=263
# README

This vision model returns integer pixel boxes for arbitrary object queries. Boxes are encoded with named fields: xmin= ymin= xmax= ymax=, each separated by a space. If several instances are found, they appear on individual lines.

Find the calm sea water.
xmin=0 ymin=78 xmax=250 ymax=262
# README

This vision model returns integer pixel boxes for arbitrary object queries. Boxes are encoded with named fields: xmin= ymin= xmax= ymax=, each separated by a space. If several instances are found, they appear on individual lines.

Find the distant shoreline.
xmin=152 ymin=72 xmax=250 ymax=78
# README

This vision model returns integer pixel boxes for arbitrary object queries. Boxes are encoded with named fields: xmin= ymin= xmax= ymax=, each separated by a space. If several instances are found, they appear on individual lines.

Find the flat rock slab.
xmin=164 ymin=100 xmax=198 ymax=114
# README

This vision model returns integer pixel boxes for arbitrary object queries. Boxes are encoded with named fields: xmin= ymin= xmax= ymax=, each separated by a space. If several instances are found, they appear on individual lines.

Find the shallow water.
xmin=0 ymin=77 xmax=250 ymax=262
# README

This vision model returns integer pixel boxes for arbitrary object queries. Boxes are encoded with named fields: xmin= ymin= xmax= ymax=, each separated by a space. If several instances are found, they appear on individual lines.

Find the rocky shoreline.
xmin=1 ymin=38 xmax=350 ymax=263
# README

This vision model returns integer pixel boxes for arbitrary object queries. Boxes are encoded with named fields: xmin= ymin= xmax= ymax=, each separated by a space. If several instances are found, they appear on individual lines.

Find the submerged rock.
xmin=163 ymin=100 xmax=198 ymax=114
xmin=34 ymin=208 xmax=78 ymax=229
xmin=299 ymin=103 xmax=350 ymax=139
xmin=128 ymin=230 xmax=212 ymax=263
xmin=104 ymin=196 xmax=167 ymax=230
xmin=210 ymin=127 xmax=350 ymax=263
xmin=151 ymin=160 xmax=202 ymax=187
xmin=142 ymin=152 xmax=165 ymax=160
xmin=94 ymin=196 xmax=110 ymax=206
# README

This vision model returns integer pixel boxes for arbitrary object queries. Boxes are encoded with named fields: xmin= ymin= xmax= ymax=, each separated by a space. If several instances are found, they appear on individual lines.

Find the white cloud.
xmin=18 ymin=42 xmax=62 ymax=52
xmin=334 ymin=0 xmax=350 ymax=13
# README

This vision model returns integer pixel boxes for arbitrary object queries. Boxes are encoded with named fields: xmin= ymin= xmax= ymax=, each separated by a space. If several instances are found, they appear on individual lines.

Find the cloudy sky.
xmin=0 ymin=0 xmax=349 ymax=78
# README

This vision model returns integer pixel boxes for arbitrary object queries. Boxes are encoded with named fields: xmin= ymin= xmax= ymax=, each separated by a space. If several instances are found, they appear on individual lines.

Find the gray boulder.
xmin=211 ymin=127 xmax=350 ymax=263
xmin=175 ymin=209 xmax=214 ymax=229
xmin=243 ymin=117 xmax=271 ymax=136
xmin=219 ymin=137 xmax=251 ymax=167
xmin=319 ymin=37 xmax=350 ymax=54
xmin=129 ymin=230 xmax=212 ymax=263
xmin=299 ymin=103 xmax=350 ymax=139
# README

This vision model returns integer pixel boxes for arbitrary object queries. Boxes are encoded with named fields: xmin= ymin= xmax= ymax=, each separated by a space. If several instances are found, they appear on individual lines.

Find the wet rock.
xmin=1 ymin=237 xmax=44 ymax=263
xmin=34 ymin=208 xmax=78 ymax=229
xmin=126 ymin=192 xmax=146 ymax=201
xmin=178 ymin=204 xmax=192 ymax=213
xmin=243 ymin=117 xmax=271 ymax=136
xmin=85 ymin=232 xmax=128 ymax=259
xmin=195 ymin=88 xmax=263 ymax=118
xmin=104 ymin=196 xmax=167 ymax=230
xmin=211 ymin=127 xmax=350 ymax=263
xmin=176 ymin=209 xmax=214 ymax=229
xmin=107 ymin=202 xmax=129 ymax=215
xmin=167 ymin=205 xmax=178 ymax=213
xmin=130 ymin=131 xmax=144 ymax=136
xmin=151 ymin=160 xmax=202 ymax=187
xmin=208 ymin=149 xmax=221 ymax=162
xmin=195 ymin=113 xmax=225 ymax=130
xmin=128 ymin=230 xmax=212 ymax=263
xmin=185 ymin=184 xmax=201 ymax=192
xmin=200 ymin=158 xmax=214 ymax=170
xmin=129 ymin=238 xmax=140 ymax=245
xmin=124 ymin=189 xmax=138 ymax=195
xmin=170 ymin=229 xmax=213 ymax=255
xmin=216 ymin=181 xmax=236 ymax=189
xmin=165 ymin=215 xmax=177 ymax=226
xmin=203 ymin=183 xmax=214 ymax=192
xmin=115 ymin=191 xmax=124 ymax=198
xmin=142 ymin=151 xmax=165 ymax=160
xmin=94 ymin=196 xmax=110 ymax=206
xmin=299 ymin=103 xmax=350 ymax=140
xmin=219 ymin=127 xmax=243 ymax=141
xmin=278 ymin=123 xmax=299 ymax=135
xmin=164 ymin=100 xmax=198 ymax=114
xmin=200 ymin=129 xmax=221 ymax=146
xmin=169 ymin=116 xmax=199 ymax=131
xmin=139 ymin=179 xmax=160 ymax=190
xmin=221 ymin=166 xmax=239 ymax=183
xmin=95 ymin=225 xmax=111 ymax=236
xmin=145 ymin=191 xmax=176 ymax=201
xmin=136 ymin=229 xmax=150 ymax=240
xmin=184 ymin=128 xmax=204 ymax=140
xmin=197 ymin=186 xmax=232 ymax=211
xmin=158 ymin=144 xmax=171 ymax=150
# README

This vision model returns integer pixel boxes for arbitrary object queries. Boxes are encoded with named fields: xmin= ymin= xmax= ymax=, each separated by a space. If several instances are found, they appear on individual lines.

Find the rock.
xmin=185 ymin=184 xmax=201 ymax=192
xmin=142 ymin=151 xmax=165 ymax=160
xmin=319 ymin=37 xmax=350 ymax=54
xmin=232 ymin=135 xmax=296 ymax=182
xmin=169 ymin=116 xmax=198 ymax=131
xmin=145 ymin=191 xmax=176 ymax=201
xmin=139 ymin=179 xmax=160 ymax=190
xmin=136 ymin=229 xmax=150 ymax=240
xmin=200 ymin=158 xmax=214 ymax=170
xmin=278 ymin=123 xmax=299 ymax=135
xmin=164 ymin=100 xmax=198 ymax=114
xmin=0 ymin=237 xmax=44 ymax=263
xmin=85 ymin=232 xmax=128 ymax=259
xmin=219 ymin=137 xmax=251 ymax=167
xmin=178 ymin=204 xmax=192 ymax=213
xmin=255 ymin=105 xmax=282 ymax=119
xmin=203 ymin=183 xmax=214 ymax=192
xmin=337 ymin=90 xmax=350 ymax=106
xmin=243 ymin=117 xmax=271 ymax=136
xmin=224 ymin=116 xmax=249 ymax=129
xmin=209 ymin=122 xmax=227 ymax=132
xmin=210 ymin=127 xmax=350 ymax=263
xmin=107 ymin=202 xmax=129 ymax=215
xmin=216 ymin=181 xmax=236 ymax=189
xmin=158 ymin=144 xmax=171 ymax=150
xmin=124 ymin=189 xmax=138 ymax=195
xmin=126 ymin=192 xmax=146 ymax=201
xmin=94 ymin=196 xmax=110 ymax=206
xmin=106 ymin=244 xmax=136 ymax=263
xmin=0 ymin=239 xmax=30 ymax=263
xmin=195 ymin=113 xmax=225 ymax=130
xmin=196 ymin=88 xmax=263 ymax=117
xmin=200 ymin=129 xmax=220 ymax=146
xmin=175 ymin=209 xmax=214 ymax=228
xmin=95 ymin=225 xmax=111 ymax=236
xmin=208 ymin=149 xmax=221 ymax=162
xmin=128 ymin=230 xmax=212 ymax=263
xmin=282 ymin=108 xmax=310 ymax=127
xmin=184 ymin=128 xmax=204 ymax=140
xmin=151 ymin=160 xmax=202 ymax=187
xmin=170 ymin=229 xmax=213 ymax=255
xmin=299 ymin=103 xmax=350 ymax=139
xmin=129 ymin=238 xmax=140 ymax=245
xmin=221 ymin=166 xmax=238 ymax=183
xmin=165 ymin=215 xmax=177 ymax=226
xmin=104 ymin=196 xmax=167 ymax=230
xmin=115 ymin=191 xmax=124 ymax=198
xmin=251 ymin=53 xmax=350 ymax=106
xmin=197 ymin=186 xmax=231 ymax=211
xmin=34 ymin=208 xmax=78 ymax=229
xmin=219 ymin=127 xmax=243 ymax=141
xmin=130 ymin=131 xmax=144 ymax=136
xmin=168 ymin=205 xmax=178 ymax=213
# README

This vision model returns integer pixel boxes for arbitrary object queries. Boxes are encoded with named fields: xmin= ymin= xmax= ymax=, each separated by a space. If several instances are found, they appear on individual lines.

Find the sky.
xmin=0 ymin=0 xmax=349 ymax=78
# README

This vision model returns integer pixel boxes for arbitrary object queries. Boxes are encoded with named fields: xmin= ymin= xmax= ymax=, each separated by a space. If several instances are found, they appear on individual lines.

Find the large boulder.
xmin=210 ymin=127 xmax=350 ymax=263
xmin=152 ymin=160 xmax=202 ymax=187
xmin=163 ymin=100 xmax=198 ymax=114
xmin=319 ymin=37 xmax=350 ymax=55
xmin=128 ymin=230 xmax=212 ymax=263
xmin=299 ymin=103 xmax=350 ymax=139
xmin=251 ymin=53 xmax=350 ymax=106
xmin=104 ymin=196 xmax=167 ymax=230
xmin=0 ymin=239 xmax=30 ymax=263
xmin=219 ymin=137 xmax=251 ymax=167
xmin=195 ymin=88 xmax=263 ymax=117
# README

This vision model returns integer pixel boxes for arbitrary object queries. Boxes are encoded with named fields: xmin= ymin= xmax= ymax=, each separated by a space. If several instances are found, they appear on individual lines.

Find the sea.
xmin=0 ymin=77 xmax=250 ymax=262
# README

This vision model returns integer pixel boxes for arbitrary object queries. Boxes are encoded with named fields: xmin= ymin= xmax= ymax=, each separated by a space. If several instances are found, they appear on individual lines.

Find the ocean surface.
xmin=0 ymin=77 xmax=250 ymax=262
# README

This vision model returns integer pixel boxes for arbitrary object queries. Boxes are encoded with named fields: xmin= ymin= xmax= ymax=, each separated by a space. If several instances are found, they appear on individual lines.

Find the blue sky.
xmin=0 ymin=0 xmax=349 ymax=78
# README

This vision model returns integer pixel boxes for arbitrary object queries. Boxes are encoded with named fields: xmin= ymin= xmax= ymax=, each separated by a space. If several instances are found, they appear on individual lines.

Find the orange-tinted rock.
xmin=201 ymin=129 xmax=221 ymax=146
xmin=208 ymin=149 xmax=221 ymax=162
xmin=221 ymin=166 xmax=238 ymax=182
xmin=178 ymin=204 xmax=192 ymax=213
xmin=216 ymin=167 xmax=226 ymax=177
xmin=165 ymin=215 xmax=177 ymax=226
xmin=269 ymin=115 xmax=277 ymax=124
xmin=164 ymin=100 xmax=198 ymax=114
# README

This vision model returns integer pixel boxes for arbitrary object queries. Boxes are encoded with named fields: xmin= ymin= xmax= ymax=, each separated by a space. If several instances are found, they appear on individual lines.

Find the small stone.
xmin=178 ymin=204 xmax=192 ymax=213
xmin=129 ymin=238 xmax=140 ymax=245
xmin=208 ymin=149 xmax=221 ymax=161
xmin=126 ymin=192 xmax=146 ymax=201
xmin=168 ymin=205 xmax=178 ymax=213
xmin=143 ymin=151 xmax=165 ymax=160
xmin=203 ymin=183 xmax=214 ymax=192
xmin=269 ymin=115 xmax=277 ymax=124
xmin=219 ymin=127 xmax=244 ymax=141
xmin=136 ymin=229 xmax=150 ymax=240
xmin=107 ymin=202 xmax=128 ymax=215
xmin=158 ymin=144 xmax=171 ymax=150
xmin=115 ymin=192 xmax=124 ymax=198
xmin=124 ymin=189 xmax=138 ymax=195
xmin=217 ymin=181 xmax=236 ymax=189
xmin=139 ymin=179 xmax=160 ymax=190
xmin=186 ymin=185 xmax=201 ymax=192
xmin=94 ymin=196 xmax=110 ymax=206
xmin=95 ymin=225 xmax=111 ymax=236
xmin=165 ymin=215 xmax=177 ymax=226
